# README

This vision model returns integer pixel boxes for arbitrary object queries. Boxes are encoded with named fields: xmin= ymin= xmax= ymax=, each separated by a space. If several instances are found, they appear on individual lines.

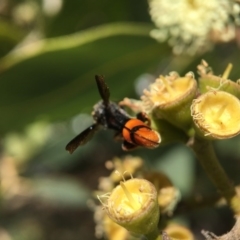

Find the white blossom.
xmin=148 ymin=0 xmax=240 ymax=54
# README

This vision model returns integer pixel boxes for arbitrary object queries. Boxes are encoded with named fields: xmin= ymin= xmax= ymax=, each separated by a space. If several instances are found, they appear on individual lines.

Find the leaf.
xmin=0 ymin=22 xmax=170 ymax=134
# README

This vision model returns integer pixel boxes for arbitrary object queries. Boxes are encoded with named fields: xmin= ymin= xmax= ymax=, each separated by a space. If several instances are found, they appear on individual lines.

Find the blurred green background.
xmin=1 ymin=0 xmax=240 ymax=239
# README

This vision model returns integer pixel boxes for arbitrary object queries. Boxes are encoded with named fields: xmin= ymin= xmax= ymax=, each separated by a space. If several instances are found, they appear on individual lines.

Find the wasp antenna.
xmin=95 ymin=75 xmax=110 ymax=105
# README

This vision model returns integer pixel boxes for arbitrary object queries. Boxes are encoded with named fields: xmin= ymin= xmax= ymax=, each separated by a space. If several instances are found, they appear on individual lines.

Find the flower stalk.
xmin=191 ymin=137 xmax=240 ymax=215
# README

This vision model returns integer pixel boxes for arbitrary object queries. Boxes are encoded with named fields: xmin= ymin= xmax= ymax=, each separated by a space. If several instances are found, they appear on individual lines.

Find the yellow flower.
xmin=142 ymin=72 xmax=197 ymax=131
xmin=144 ymin=172 xmax=181 ymax=215
xmin=102 ymin=178 xmax=160 ymax=238
xmin=102 ymin=214 xmax=129 ymax=240
xmin=164 ymin=224 xmax=194 ymax=240
xmin=197 ymin=60 xmax=240 ymax=98
xmin=191 ymin=90 xmax=240 ymax=139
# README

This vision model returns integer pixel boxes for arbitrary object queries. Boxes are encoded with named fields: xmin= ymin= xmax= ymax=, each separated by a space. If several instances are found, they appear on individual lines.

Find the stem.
xmin=191 ymin=137 xmax=240 ymax=215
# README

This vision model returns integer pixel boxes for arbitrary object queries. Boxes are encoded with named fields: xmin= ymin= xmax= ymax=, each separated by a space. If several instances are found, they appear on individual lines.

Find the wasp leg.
xmin=122 ymin=140 xmax=138 ymax=151
xmin=113 ymin=132 xmax=123 ymax=142
xmin=119 ymin=98 xmax=143 ymax=113
xmin=136 ymin=112 xmax=151 ymax=126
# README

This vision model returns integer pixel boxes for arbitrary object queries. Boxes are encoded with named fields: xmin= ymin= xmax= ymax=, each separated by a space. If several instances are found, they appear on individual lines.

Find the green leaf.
xmin=0 ymin=22 xmax=170 ymax=133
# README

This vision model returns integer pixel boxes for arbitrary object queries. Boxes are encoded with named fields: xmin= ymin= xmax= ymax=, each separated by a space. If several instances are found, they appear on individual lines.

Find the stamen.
xmin=120 ymin=181 xmax=141 ymax=210
xmin=222 ymin=63 xmax=233 ymax=79
xmin=213 ymin=103 xmax=228 ymax=121
xmin=160 ymin=75 xmax=175 ymax=97
xmin=114 ymin=170 xmax=125 ymax=181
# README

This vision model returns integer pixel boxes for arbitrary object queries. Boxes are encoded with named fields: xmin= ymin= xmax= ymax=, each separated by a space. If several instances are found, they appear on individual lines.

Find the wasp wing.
xmin=95 ymin=75 xmax=110 ymax=106
xmin=65 ymin=124 xmax=100 ymax=154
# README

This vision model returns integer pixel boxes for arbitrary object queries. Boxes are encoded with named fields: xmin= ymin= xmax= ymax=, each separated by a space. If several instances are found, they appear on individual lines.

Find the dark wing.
xmin=65 ymin=124 xmax=100 ymax=154
xmin=95 ymin=75 xmax=110 ymax=106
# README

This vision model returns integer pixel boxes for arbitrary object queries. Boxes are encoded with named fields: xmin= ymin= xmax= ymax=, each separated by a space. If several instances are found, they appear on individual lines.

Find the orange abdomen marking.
xmin=122 ymin=119 xmax=160 ymax=148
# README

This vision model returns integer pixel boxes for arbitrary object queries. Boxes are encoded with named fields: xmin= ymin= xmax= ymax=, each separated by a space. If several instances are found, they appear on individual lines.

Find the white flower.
xmin=148 ymin=0 xmax=240 ymax=54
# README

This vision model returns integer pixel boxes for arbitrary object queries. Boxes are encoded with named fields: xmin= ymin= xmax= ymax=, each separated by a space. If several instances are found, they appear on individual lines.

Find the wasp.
xmin=65 ymin=75 xmax=161 ymax=154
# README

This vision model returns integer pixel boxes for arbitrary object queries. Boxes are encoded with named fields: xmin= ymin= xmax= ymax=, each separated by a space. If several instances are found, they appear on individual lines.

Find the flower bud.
xmin=104 ymin=178 xmax=160 ymax=237
xmin=97 ymin=156 xmax=144 ymax=193
xmin=144 ymin=172 xmax=181 ymax=215
xmin=198 ymin=60 xmax=240 ymax=98
xmin=191 ymin=90 xmax=240 ymax=139
xmin=164 ymin=224 xmax=194 ymax=240
xmin=142 ymin=72 xmax=197 ymax=131
xmin=103 ymin=214 xmax=129 ymax=240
